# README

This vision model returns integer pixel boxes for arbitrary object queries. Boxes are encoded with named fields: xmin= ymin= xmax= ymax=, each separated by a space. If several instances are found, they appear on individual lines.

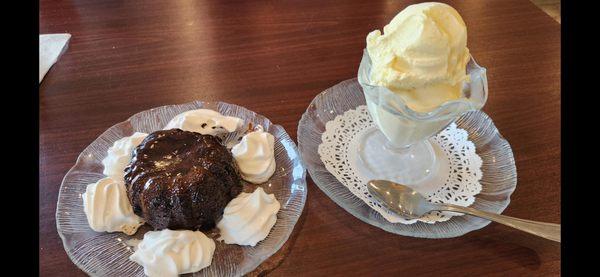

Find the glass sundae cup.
xmin=357 ymin=49 xmax=488 ymax=185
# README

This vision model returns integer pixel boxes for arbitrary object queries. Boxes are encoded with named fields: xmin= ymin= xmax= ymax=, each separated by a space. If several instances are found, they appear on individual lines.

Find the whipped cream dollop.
xmin=217 ymin=187 xmax=281 ymax=246
xmin=366 ymin=2 xmax=470 ymax=112
xmin=129 ymin=229 xmax=215 ymax=277
xmin=164 ymin=109 xmax=243 ymax=136
xmin=102 ymin=132 xmax=148 ymax=180
xmin=231 ymin=126 xmax=276 ymax=184
xmin=82 ymin=177 xmax=144 ymax=235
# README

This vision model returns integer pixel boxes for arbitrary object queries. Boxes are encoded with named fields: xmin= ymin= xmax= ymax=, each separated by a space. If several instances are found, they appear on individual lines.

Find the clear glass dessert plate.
xmin=56 ymin=101 xmax=307 ymax=276
xmin=298 ymin=79 xmax=517 ymax=238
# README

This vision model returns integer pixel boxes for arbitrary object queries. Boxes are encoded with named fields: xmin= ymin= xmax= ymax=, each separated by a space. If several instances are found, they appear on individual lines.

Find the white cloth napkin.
xmin=39 ymin=33 xmax=71 ymax=83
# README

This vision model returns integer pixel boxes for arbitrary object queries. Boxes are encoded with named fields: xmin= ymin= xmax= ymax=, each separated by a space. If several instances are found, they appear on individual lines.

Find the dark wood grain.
xmin=39 ymin=0 xmax=561 ymax=276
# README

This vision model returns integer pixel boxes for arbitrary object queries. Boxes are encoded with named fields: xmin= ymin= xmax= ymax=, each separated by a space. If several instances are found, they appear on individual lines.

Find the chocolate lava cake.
xmin=124 ymin=129 xmax=242 ymax=230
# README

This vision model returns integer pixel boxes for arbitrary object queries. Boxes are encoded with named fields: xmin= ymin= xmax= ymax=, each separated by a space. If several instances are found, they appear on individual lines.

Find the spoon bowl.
xmin=367 ymin=180 xmax=434 ymax=219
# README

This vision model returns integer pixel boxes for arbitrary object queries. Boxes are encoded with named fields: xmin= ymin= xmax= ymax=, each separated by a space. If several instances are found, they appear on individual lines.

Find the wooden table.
xmin=39 ymin=0 xmax=561 ymax=275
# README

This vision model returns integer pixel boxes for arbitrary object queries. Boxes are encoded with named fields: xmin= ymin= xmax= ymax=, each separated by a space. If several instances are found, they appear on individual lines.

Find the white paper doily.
xmin=318 ymin=105 xmax=483 ymax=224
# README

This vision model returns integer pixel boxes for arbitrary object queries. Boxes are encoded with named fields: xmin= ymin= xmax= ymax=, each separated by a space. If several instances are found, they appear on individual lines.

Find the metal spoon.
xmin=367 ymin=180 xmax=560 ymax=242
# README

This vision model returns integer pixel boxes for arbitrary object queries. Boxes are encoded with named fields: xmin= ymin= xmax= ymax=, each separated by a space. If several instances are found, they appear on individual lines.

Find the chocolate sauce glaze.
xmin=125 ymin=129 xmax=242 ymax=230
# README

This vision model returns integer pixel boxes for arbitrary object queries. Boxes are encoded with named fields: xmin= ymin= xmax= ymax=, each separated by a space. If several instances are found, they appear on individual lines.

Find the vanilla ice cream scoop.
xmin=366 ymin=2 xmax=470 ymax=112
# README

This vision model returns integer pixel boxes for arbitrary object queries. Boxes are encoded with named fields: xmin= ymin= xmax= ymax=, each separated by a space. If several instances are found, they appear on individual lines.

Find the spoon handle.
xmin=436 ymin=204 xmax=561 ymax=242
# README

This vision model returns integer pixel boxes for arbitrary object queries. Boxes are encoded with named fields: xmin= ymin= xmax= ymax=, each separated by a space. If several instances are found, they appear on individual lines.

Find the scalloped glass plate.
xmin=298 ymin=78 xmax=517 ymax=238
xmin=56 ymin=101 xmax=307 ymax=276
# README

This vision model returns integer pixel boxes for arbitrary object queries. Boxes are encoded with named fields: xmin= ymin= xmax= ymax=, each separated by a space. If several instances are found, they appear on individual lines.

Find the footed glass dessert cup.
xmin=357 ymin=50 xmax=488 ymax=185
